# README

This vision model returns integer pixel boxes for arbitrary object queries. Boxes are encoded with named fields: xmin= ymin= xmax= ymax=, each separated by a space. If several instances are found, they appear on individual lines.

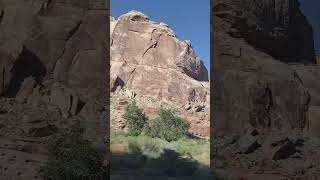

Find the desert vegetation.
xmin=148 ymin=109 xmax=190 ymax=142
xmin=41 ymin=125 xmax=108 ymax=180
xmin=111 ymin=102 xmax=210 ymax=179
xmin=122 ymin=101 xmax=148 ymax=136
xmin=122 ymin=101 xmax=191 ymax=141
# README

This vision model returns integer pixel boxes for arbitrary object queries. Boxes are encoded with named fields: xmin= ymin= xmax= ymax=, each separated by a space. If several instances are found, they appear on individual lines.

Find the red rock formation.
xmin=110 ymin=11 xmax=209 ymax=106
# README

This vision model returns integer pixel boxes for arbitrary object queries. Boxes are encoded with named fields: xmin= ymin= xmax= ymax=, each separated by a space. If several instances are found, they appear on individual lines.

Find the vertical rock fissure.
xmin=51 ymin=19 xmax=83 ymax=74
xmin=69 ymin=95 xmax=73 ymax=114
xmin=256 ymin=84 xmax=273 ymax=128
xmin=66 ymin=20 xmax=82 ymax=41
xmin=142 ymin=34 xmax=162 ymax=57
xmin=0 ymin=10 xmax=4 ymax=25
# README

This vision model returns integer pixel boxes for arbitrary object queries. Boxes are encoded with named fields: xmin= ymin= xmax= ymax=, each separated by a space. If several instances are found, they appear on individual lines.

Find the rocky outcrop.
xmin=0 ymin=0 xmax=107 ymax=143
xmin=213 ymin=0 xmax=316 ymax=64
xmin=110 ymin=11 xmax=209 ymax=106
xmin=289 ymin=65 xmax=320 ymax=137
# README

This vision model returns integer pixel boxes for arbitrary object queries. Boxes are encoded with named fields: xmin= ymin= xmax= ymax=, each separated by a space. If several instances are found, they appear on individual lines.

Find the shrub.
xmin=122 ymin=101 xmax=148 ymax=136
xmin=148 ymin=109 xmax=190 ymax=142
xmin=41 ymin=126 xmax=108 ymax=180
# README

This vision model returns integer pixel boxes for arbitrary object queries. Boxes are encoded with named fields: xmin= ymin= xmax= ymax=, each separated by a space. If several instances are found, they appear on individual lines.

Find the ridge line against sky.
xmin=111 ymin=0 xmax=210 ymax=78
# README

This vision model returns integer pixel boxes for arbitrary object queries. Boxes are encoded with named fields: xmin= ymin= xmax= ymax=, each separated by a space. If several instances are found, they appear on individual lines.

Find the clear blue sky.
xmin=299 ymin=0 xmax=320 ymax=51
xmin=111 ymin=0 xmax=210 ymax=77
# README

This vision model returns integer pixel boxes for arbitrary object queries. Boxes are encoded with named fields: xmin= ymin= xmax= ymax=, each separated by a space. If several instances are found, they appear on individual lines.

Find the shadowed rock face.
xmin=110 ymin=11 xmax=209 ymax=106
xmin=213 ymin=0 xmax=316 ymax=64
xmin=212 ymin=0 xmax=312 ymax=135
xmin=0 ymin=0 xmax=108 ymax=179
xmin=0 ymin=0 xmax=108 ymax=101
xmin=2 ymin=46 xmax=46 ymax=98
xmin=212 ymin=1 xmax=320 ymax=178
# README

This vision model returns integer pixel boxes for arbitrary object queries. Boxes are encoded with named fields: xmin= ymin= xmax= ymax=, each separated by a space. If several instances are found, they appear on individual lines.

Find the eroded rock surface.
xmin=111 ymin=11 xmax=209 ymax=106
xmin=213 ymin=15 xmax=310 ymax=135
xmin=0 ymin=0 xmax=108 ymax=179
xmin=212 ymin=0 xmax=320 ymax=179
xmin=110 ymin=11 xmax=210 ymax=138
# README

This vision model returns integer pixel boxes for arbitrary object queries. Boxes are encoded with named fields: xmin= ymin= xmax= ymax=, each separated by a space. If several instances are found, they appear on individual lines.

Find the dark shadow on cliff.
xmin=2 ymin=46 xmax=46 ymax=97
xmin=111 ymin=142 xmax=212 ymax=180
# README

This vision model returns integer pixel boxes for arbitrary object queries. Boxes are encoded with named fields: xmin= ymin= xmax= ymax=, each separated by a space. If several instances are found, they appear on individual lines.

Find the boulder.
xmin=272 ymin=139 xmax=302 ymax=161
xmin=237 ymin=134 xmax=260 ymax=154
xmin=15 ymin=77 xmax=35 ymax=103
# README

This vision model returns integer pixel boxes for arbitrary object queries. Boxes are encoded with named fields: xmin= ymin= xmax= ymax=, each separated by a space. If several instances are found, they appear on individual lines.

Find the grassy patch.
xmin=111 ymin=131 xmax=209 ymax=164
xmin=111 ymin=131 xmax=210 ymax=179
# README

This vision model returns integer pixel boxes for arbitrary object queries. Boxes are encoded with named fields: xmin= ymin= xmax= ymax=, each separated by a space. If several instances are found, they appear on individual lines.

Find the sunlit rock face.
xmin=110 ymin=11 xmax=209 ymax=106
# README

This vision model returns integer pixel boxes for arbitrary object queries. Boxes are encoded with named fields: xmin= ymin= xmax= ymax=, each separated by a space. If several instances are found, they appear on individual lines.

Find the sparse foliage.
xmin=41 ymin=125 xmax=108 ymax=180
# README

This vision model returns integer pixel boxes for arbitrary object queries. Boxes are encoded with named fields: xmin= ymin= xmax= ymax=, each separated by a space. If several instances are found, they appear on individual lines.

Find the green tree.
xmin=122 ymin=101 xmax=148 ymax=136
xmin=149 ymin=109 xmax=190 ymax=141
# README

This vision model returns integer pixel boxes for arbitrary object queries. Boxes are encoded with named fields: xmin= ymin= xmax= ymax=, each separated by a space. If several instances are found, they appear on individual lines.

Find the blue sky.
xmin=299 ymin=0 xmax=320 ymax=51
xmin=111 ymin=0 xmax=210 ymax=77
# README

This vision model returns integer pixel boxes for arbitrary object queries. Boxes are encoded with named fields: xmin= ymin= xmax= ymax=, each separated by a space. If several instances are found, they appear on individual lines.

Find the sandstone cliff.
xmin=110 ymin=11 xmax=210 ymax=138
xmin=110 ymin=11 xmax=209 ymax=106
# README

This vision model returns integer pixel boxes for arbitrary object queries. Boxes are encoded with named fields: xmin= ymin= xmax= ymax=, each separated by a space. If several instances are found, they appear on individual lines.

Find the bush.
xmin=148 ymin=109 xmax=190 ymax=142
xmin=41 ymin=126 xmax=108 ymax=180
xmin=122 ymin=101 xmax=148 ymax=136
